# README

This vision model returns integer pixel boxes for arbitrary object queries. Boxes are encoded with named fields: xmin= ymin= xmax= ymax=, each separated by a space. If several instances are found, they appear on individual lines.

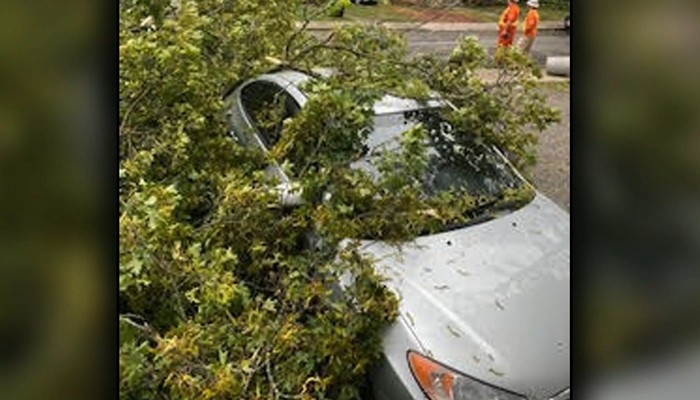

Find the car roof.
xmin=261 ymin=68 xmax=445 ymax=115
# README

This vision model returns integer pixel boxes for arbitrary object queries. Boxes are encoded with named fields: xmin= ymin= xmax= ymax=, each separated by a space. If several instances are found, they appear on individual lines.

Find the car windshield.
xmin=352 ymin=109 xmax=524 ymax=200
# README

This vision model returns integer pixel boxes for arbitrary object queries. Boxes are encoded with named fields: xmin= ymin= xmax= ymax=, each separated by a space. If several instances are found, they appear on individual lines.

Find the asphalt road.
xmin=405 ymin=29 xmax=570 ymax=65
xmin=533 ymin=86 xmax=570 ymax=211
xmin=310 ymin=29 xmax=570 ymax=65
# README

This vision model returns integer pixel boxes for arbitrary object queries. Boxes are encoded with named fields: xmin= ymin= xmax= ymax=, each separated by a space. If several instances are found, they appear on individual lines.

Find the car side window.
xmin=240 ymin=81 xmax=300 ymax=148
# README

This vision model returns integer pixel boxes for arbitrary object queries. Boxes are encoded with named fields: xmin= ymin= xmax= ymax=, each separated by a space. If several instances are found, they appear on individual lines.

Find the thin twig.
xmin=265 ymin=352 xmax=303 ymax=400
xmin=289 ymin=30 xmax=336 ymax=65
xmin=241 ymin=344 xmax=265 ymax=394
xmin=285 ymin=1 xmax=336 ymax=62
xmin=382 ymin=0 xmax=464 ymax=37
xmin=120 ymin=86 xmax=151 ymax=136
xmin=119 ymin=313 xmax=161 ymax=341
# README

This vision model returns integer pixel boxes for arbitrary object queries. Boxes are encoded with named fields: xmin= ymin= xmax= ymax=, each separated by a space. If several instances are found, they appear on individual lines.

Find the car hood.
xmin=357 ymin=194 xmax=569 ymax=399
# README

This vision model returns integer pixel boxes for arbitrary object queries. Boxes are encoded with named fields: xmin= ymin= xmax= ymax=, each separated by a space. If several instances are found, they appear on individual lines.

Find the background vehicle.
xmin=225 ymin=69 xmax=570 ymax=400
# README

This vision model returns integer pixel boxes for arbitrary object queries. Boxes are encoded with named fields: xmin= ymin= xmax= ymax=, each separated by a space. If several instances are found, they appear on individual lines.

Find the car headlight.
xmin=408 ymin=351 xmax=525 ymax=400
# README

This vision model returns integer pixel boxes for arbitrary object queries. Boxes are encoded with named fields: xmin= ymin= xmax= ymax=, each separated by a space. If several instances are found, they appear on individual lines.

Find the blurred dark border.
xmin=577 ymin=0 xmax=700 ymax=399
xmin=569 ymin=0 xmax=585 ymax=394
xmin=0 ymin=0 xmax=118 ymax=399
xmin=3 ymin=0 xmax=699 ymax=399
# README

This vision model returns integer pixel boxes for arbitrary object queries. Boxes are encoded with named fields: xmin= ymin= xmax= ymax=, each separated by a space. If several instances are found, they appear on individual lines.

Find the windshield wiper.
xmin=418 ymin=196 xmax=502 ymax=235
xmin=464 ymin=196 xmax=502 ymax=218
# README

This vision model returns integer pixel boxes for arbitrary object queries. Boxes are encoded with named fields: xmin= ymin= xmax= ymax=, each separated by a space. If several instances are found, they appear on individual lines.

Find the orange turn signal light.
xmin=408 ymin=351 xmax=456 ymax=400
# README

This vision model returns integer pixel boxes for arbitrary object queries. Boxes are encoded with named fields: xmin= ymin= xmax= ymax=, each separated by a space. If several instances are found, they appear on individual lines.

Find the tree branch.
xmin=120 ymin=86 xmax=151 ymax=136
xmin=285 ymin=2 xmax=336 ymax=62
xmin=119 ymin=313 xmax=161 ymax=341
xmin=265 ymin=352 xmax=303 ymax=400
xmin=383 ymin=0 xmax=464 ymax=36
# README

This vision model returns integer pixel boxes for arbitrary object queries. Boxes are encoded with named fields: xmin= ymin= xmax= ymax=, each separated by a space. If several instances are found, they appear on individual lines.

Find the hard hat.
xmin=527 ymin=0 xmax=539 ymax=7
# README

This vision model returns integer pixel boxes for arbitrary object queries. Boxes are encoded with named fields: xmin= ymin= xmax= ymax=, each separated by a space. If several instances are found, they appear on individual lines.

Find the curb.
xmin=476 ymin=69 xmax=569 ymax=84
xmin=300 ymin=21 xmax=564 ymax=33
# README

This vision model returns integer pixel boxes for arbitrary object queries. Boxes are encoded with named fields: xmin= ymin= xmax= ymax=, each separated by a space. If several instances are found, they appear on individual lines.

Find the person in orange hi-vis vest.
xmin=498 ymin=0 xmax=521 ymax=48
xmin=518 ymin=0 xmax=540 ymax=54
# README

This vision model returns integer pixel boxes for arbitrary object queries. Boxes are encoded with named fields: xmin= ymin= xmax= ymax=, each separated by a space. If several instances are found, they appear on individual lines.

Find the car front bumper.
xmin=369 ymin=317 xmax=427 ymax=400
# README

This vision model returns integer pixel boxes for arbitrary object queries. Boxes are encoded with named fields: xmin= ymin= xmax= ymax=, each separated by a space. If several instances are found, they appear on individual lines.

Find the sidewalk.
xmin=301 ymin=20 xmax=564 ymax=32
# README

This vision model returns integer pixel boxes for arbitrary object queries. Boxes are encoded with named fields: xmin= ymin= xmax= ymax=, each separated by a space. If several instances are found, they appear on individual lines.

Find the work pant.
xmin=518 ymin=35 xmax=536 ymax=54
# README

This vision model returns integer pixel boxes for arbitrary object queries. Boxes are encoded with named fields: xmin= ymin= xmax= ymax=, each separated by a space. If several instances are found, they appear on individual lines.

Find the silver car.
xmin=224 ymin=69 xmax=570 ymax=400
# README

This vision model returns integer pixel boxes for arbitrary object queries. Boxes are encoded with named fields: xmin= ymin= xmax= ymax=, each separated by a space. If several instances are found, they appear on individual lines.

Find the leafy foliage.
xmin=120 ymin=0 xmax=557 ymax=398
xmin=328 ymin=0 xmax=352 ymax=17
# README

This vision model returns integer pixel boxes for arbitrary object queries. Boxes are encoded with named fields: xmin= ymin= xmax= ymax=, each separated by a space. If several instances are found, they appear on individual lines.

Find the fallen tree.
xmin=119 ymin=0 xmax=558 ymax=398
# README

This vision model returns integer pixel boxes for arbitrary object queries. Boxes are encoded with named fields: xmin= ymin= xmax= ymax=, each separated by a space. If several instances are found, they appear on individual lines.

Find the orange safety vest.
xmin=498 ymin=3 xmax=520 ymax=46
xmin=524 ymin=9 xmax=540 ymax=38
xmin=499 ymin=3 xmax=520 ymax=30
